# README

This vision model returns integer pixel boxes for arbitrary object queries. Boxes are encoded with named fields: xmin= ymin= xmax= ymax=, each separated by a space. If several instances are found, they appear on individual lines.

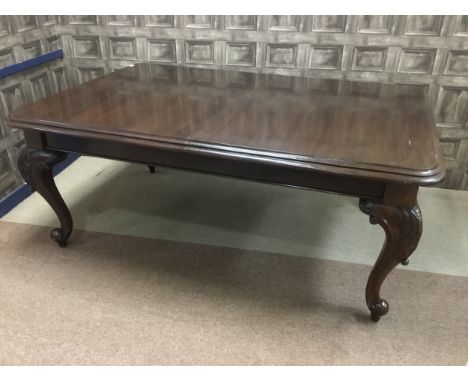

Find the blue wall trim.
xmin=0 ymin=153 xmax=80 ymax=218
xmin=0 ymin=49 xmax=64 ymax=79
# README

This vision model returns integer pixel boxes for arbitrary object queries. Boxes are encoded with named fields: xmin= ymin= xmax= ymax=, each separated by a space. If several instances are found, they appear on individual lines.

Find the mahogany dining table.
xmin=9 ymin=63 xmax=445 ymax=322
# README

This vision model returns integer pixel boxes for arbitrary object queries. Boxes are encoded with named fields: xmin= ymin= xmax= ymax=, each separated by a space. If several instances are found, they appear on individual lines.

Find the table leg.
xmin=18 ymin=148 xmax=73 ymax=247
xmin=148 ymin=165 xmax=156 ymax=173
xmin=359 ymin=198 xmax=422 ymax=322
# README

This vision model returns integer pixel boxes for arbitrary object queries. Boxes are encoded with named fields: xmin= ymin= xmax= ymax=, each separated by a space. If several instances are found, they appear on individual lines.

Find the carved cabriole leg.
xmin=18 ymin=148 xmax=73 ymax=247
xmin=359 ymin=190 xmax=422 ymax=322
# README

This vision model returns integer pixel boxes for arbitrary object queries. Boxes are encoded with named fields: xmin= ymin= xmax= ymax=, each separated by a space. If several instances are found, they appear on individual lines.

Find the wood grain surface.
xmin=9 ymin=63 xmax=445 ymax=184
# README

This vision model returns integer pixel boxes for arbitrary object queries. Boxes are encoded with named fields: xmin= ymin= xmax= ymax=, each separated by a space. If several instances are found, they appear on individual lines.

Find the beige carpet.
xmin=0 ymin=220 xmax=467 ymax=365
xmin=5 ymin=157 xmax=468 ymax=277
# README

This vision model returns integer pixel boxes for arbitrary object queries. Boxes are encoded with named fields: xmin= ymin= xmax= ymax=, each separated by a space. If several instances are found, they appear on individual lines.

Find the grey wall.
xmin=1 ymin=15 xmax=468 ymax=198
xmin=0 ymin=16 xmax=62 ymax=197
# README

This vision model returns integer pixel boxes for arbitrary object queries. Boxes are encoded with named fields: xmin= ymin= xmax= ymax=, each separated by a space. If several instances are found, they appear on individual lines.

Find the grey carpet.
xmin=0 ymin=221 xmax=467 ymax=365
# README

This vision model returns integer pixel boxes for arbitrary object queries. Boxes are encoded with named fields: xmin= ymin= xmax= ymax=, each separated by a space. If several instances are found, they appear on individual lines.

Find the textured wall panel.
xmin=184 ymin=16 xmax=213 ymax=29
xmin=267 ymin=16 xmax=302 ymax=31
xmin=13 ymin=15 xmax=38 ymax=32
xmin=453 ymin=16 xmax=468 ymax=36
xmin=72 ymin=36 xmax=101 ymax=58
xmin=109 ymin=38 xmax=137 ymax=60
xmin=29 ymin=72 xmax=51 ymax=101
xmin=309 ymin=45 xmax=342 ymax=70
xmin=37 ymin=16 xmax=56 ymax=27
xmin=311 ymin=16 xmax=347 ymax=32
xmin=0 ymin=151 xmax=11 ymax=176
xmin=185 ymin=40 xmax=214 ymax=64
xmin=357 ymin=16 xmax=394 ymax=34
xmin=0 ymin=16 xmax=64 ymax=197
xmin=462 ymin=171 xmax=468 ymax=190
xmin=404 ymin=16 xmax=444 ymax=36
xmin=398 ymin=49 xmax=436 ymax=74
xmin=22 ymin=40 xmax=43 ymax=60
xmin=104 ymin=16 xmax=136 ymax=26
xmin=266 ymin=44 xmax=297 ymax=68
xmin=2 ymin=15 xmax=468 ymax=193
xmin=436 ymin=87 xmax=468 ymax=127
xmin=143 ymin=15 xmax=174 ymax=28
xmin=46 ymin=36 xmax=62 ymax=52
xmin=52 ymin=67 xmax=69 ymax=92
xmin=226 ymin=42 xmax=256 ymax=66
xmin=1 ymin=85 xmax=26 ymax=117
xmin=0 ymin=150 xmax=13 ymax=193
xmin=0 ymin=49 xmax=15 ymax=67
xmin=0 ymin=16 xmax=11 ymax=37
xmin=440 ymin=138 xmax=462 ymax=160
xmin=76 ymin=67 xmax=105 ymax=84
xmin=352 ymin=47 xmax=387 ymax=71
xmin=445 ymin=50 xmax=468 ymax=76
xmin=148 ymin=39 xmax=176 ymax=62
xmin=68 ymin=15 xmax=97 ymax=25
xmin=225 ymin=16 xmax=257 ymax=30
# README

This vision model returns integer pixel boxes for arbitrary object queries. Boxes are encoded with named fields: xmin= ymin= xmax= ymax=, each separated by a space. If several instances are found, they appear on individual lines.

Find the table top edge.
xmin=10 ymin=117 xmax=446 ymax=186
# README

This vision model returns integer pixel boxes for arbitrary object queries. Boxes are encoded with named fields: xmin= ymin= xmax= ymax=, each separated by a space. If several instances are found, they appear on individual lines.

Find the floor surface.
xmin=1 ymin=221 xmax=467 ymax=365
xmin=1 ymin=157 xmax=467 ymax=365
xmin=3 ymin=157 xmax=468 ymax=276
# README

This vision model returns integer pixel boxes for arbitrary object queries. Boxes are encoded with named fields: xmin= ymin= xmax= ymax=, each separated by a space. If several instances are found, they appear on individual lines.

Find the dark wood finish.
xmin=10 ymin=64 xmax=444 ymax=184
xmin=9 ymin=63 xmax=445 ymax=321
xmin=39 ymin=130 xmax=385 ymax=198
xmin=359 ymin=198 xmax=422 ymax=321
xmin=18 ymin=148 xmax=73 ymax=247
xmin=148 ymin=165 xmax=156 ymax=174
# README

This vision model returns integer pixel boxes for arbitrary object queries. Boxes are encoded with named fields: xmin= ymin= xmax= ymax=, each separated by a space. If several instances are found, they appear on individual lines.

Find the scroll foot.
xmin=359 ymin=198 xmax=422 ymax=322
xmin=18 ymin=148 xmax=73 ymax=247
xmin=369 ymin=298 xmax=389 ymax=322
xmin=51 ymin=228 xmax=69 ymax=248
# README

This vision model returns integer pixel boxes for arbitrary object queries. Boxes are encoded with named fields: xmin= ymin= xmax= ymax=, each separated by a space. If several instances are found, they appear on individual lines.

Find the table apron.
xmin=30 ymin=130 xmax=385 ymax=200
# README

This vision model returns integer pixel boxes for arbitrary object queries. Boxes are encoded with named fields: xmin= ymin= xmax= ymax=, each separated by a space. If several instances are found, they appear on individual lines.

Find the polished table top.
xmin=11 ymin=63 xmax=444 ymax=184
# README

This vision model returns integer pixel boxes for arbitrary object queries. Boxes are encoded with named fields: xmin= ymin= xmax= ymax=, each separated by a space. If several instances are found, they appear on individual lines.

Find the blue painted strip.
xmin=0 ymin=49 xmax=64 ymax=79
xmin=0 ymin=153 xmax=80 ymax=218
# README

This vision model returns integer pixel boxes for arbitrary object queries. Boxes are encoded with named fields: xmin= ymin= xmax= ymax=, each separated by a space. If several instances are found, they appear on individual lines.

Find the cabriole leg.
xmin=18 ymin=148 xmax=73 ymax=247
xmin=359 ymin=198 xmax=422 ymax=322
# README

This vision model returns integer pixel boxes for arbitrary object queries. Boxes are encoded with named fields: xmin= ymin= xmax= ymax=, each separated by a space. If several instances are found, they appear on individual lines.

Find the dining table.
xmin=9 ymin=63 xmax=445 ymax=322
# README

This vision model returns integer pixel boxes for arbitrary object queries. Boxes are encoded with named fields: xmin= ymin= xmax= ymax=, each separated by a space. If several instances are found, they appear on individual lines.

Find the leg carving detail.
xmin=18 ymin=148 xmax=73 ymax=247
xmin=359 ymin=199 xmax=422 ymax=322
